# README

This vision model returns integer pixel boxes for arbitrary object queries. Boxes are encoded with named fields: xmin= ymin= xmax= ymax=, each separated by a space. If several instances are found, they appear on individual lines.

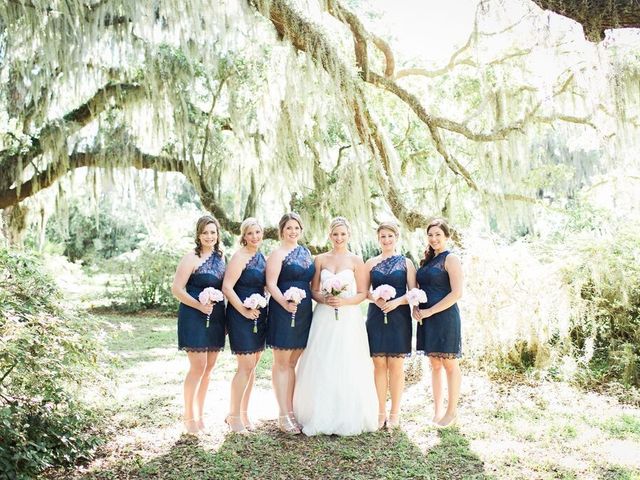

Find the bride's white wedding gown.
xmin=293 ymin=269 xmax=378 ymax=436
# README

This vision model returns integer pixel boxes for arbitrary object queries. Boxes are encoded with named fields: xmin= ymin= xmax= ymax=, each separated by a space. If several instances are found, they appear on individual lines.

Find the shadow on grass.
xmin=78 ymin=422 xmax=487 ymax=480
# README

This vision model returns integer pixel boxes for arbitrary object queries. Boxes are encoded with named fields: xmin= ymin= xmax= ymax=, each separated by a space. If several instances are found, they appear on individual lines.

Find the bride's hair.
xmin=239 ymin=217 xmax=262 ymax=246
xmin=376 ymin=221 xmax=400 ymax=237
xmin=329 ymin=216 xmax=351 ymax=234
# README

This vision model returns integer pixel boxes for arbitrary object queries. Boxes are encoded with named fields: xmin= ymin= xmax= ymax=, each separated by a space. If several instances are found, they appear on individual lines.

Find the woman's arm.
xmin=310 ymin=255 xmax=326 ymax=304
xmin=266 ymin=248 xmax=297 ymax=313
xmin=222 ymin=253 xmax=260 ymax=320
xmin=171 ymin=253 xmax=212 ymax=314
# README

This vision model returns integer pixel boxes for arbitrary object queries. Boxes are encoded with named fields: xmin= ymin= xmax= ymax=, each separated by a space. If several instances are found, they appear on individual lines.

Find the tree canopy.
xmin=1 ymin=0 xmax=639 ymax=243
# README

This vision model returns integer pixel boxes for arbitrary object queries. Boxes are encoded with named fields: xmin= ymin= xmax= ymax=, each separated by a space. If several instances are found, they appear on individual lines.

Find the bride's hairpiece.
xmin=329 ymin=216 xmax=351 ymax=234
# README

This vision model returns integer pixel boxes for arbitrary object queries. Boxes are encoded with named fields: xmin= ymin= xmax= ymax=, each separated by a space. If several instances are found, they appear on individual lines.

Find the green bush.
xmin=0 ymin=248 xmax=106 ymax=479
xmin=109 ymin=240 xmax=182 ymax=312
xmin=565 ymin=223 xmax=640 ymax=387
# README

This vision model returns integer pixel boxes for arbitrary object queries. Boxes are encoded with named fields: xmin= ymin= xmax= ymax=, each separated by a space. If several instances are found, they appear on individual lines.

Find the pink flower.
xmin=372 ymin=284 xmax=396 ymax=301
xmin=198 ymin=287 xmax=224 ymax=305
xmin=406 ymin=288 xmax=427 ymax=306
xmin=283 ymin=287 xmax=306 ymax=304
xmin=321 ymin=278 xmax=348 ymax=297
xmin=243 ymin=293 xmax=267 ymax=309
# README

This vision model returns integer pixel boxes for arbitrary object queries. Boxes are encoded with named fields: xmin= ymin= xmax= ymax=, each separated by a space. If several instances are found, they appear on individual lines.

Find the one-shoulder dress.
xmin=415 ymin=251 xmax=462 ymax=358
xmin=366 ymin=255 xmax=412 ymax=357
xmin=226 ymin=252 xmax=267 ymax=355
xmin=266 ymin=245 xmax=315 ymax=350
xmin=177 ymin=252 xmax=226 ymax=352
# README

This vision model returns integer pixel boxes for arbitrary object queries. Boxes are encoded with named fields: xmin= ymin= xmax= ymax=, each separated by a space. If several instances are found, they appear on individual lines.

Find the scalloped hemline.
xmin=371 ymin=352 xmax=412 ymax=358
xmin=232 ymin=348 xmax=265 ymax=356
xmin=179 ymin=347 xmax=224 ymax=353
xmin=415 ymin=350 xmax=462 ymax=359
xmin=266 ymin=344 xmax=306 ymax=351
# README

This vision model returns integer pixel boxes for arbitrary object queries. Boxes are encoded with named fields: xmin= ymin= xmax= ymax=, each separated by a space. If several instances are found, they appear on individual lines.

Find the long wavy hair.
xmin=420 ymin=218 xmax=451 ymax=267
xmin=194 ymin=215 xmax=222 ymax=257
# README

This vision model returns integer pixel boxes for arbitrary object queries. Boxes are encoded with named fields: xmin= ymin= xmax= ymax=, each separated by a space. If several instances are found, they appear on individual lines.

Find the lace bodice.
xmin=236 ymin=252 xmax=266 ymax=291
xmin=188 ymin=252 xmax=225 ymax=290
xmin=278 ymin=245 xmax=315 ymax=286
xmin=370 ymin=255 xmax=407 ymax=295
xmin=416 ymin=251 xmax=451 ymax=307
xmin=320 ymin=269 xmax=357 ymax=298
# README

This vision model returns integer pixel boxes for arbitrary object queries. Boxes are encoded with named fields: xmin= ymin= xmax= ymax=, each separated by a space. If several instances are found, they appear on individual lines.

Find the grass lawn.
xmin=46 ymin=313 xmax=640 ymax=480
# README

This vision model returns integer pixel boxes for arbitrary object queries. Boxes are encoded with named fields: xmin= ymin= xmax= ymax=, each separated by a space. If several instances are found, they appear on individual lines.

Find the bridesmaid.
xmin=365 ymin=222 xmax=416 ymax=429
xmin=222 ymin=218 xmax=267 ymax=433
xmin=412 ymin=218 xmax=463 ymax=428
xmin=266 ymin=212 xmax=315 ymax=434
xmin=171 ymin=215 xmax=226 ymax=433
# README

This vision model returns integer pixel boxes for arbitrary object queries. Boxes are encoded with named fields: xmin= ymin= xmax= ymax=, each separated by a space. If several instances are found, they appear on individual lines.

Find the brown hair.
xmin=278 ymin=212 xmax=304 ymax=239
xmin=420 ymin=218 xmax=451 ymax=267
xmin=194 ymin=215 xmax=222 ymax=257
xmin=376 ymin=221 xmax=400 ymax=238
xmin=240 ymin=217 xmax=263 ymax=246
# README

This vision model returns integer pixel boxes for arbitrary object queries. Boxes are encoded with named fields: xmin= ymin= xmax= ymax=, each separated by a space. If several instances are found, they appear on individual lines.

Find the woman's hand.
xmin=374 ymin=298 xmax=386 ymax=309
xmin=199 ymin=303 xmax=214 ymax=315
xmin=381 ymin=298 xmax=401 ymax=314
xmin=283 ymin=301 xmax=298 ymax=314
xmin=242 ymin=307 xmax=261 ymax=320
xmin=325 ymin=295 xmax=344 ymax=308
xmin=412 ymin=306 xmax=433 ymax=321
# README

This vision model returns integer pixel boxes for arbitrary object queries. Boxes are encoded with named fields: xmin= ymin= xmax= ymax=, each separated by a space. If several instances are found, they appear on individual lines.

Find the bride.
xmin=293 ymin=217 xmax=378 ymax=436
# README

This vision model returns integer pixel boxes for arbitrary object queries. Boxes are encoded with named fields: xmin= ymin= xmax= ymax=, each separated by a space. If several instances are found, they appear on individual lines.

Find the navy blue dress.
xmin=226 ymin=252 xmax=267 ymax=355
xmin=177 ymin=252 xmax=226 ymax=352
xmin=267 ymin=245 xmax=315 ymax=350
xmin=415 ymin=251 xmax=461 ymax=358
xmin=366 ymin=255 xmax=412 ymax=357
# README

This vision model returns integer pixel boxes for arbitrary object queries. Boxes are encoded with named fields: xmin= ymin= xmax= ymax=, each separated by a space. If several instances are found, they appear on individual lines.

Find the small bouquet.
xmin=371 ymin=284 xmax=397 ymax=324
xmin=322 ymin=277 xmax=349 ymax=321
xmin=243 ymin=293 xmax=268 ymax=333
xmin=198 ymin=287 xmax=224 ymax=328
xmin=283 ymin=287 xmax=306 ymax=327
xmin=406 ymin=288 xmax=428 ymax=325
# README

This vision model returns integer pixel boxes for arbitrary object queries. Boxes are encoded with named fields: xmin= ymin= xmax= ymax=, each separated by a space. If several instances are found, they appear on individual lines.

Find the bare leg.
xmin=241 ymin=352 xmax=261 ymax=429
xmin=195 ymin=351 xmax=219 ymax=430
xmin=183 ymin=352 xmax=207 ymax=433
xmin=429 ymin=357 xmax=445 ymax=423
xmin=286 ymin=349 xmax=303 ymax=413
xmin=388 ymin=357 xmax=405 ymax=420
xmin=227 ymin=353 xmax=255 ymax=432
xmin=438 ymin=358 xmax=461 ymax=426
xmin=272 ymin=349 xmax=300 ymax=434
xmin=372 ymin=356 xmax=388 ymax=427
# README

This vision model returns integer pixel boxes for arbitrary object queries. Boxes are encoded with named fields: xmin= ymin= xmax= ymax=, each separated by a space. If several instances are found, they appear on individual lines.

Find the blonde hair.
xmin=278 ymin=212 xmax=304 ymax=239
xmin=240 ymin=217 xmax=263 ymax=246
xmin=329 ymin=216 xmax=351 ymax=234
xmin=376 ymin=221 xmax=400 ymax=238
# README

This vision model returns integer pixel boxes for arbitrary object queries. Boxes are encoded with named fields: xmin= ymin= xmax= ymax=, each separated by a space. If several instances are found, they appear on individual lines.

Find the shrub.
xmin=0 ymin=248 xmax=106 ymax=479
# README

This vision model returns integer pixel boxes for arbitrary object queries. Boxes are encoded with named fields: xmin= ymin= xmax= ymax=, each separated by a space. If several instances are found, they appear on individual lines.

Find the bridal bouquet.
xmin=198 ymin=287 xmax=224 ymax=328
xmin=243 ymin=293 xmax=268 ymax=333
xmin=322 ymin=277 xmax=349 ymax=321
xmin=283 ymin=287 xmax=306 ymax=327
xmin=406 ymin=288 xmax=428 ymax=325
xmin=372 ymin=284 xmax=397 ymax=324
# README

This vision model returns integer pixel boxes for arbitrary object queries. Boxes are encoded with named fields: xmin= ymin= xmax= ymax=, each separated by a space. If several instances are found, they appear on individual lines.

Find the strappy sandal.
xmin=225 ymin=415 xmax=249 ymax=434
xmin=183 ymin=418 xmax=200 ymax=434
xmin=278 ymin=415 xmax=301 ymax=435
xmin=387 ymin=413 xmax=401 ymax=429
xmin=378 ymin=413 xmax=387 ymax=430
xmin=241 ymin=411 xmax=256 ymax=431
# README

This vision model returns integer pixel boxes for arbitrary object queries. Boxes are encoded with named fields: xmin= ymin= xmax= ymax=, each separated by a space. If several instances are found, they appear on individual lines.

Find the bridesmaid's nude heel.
xmin=241 ymin=411 xmax=256 ymax=431
xmin=183 ymin=418 xmax=200 ymax=434
xmin=278 ymin=415 xmax=301 ymax=435
xmin=378 ymin=414 xmax=387 ymax=430
xmin=288 ymin=411 xmax=302 ymax=429
xmin=387 ymin=413 xmax=401 ymax=429
xmin=225 ymin=415 xmax=249 ymax=434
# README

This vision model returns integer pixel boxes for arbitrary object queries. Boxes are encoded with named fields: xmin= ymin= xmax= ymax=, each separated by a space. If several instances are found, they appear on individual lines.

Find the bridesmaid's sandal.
xmin=287 ymin=411 xmax=302 ymax=429
xmin=278 ymin=415 xmax=301 ymax=435
xmin=241 ymin=411 xmax=256 ymax=431
xmin=197 ymin=416 xmax=206 ymax=432
xmin=182 ymin=418 xmax=200 ymax=434
xmin=387 ymin=413 xmax=401 ymax=429
xmin=378 ymin=414 xmax=387 ymax=430
xmin=225 ymin=415 xmax=249 ymax=434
